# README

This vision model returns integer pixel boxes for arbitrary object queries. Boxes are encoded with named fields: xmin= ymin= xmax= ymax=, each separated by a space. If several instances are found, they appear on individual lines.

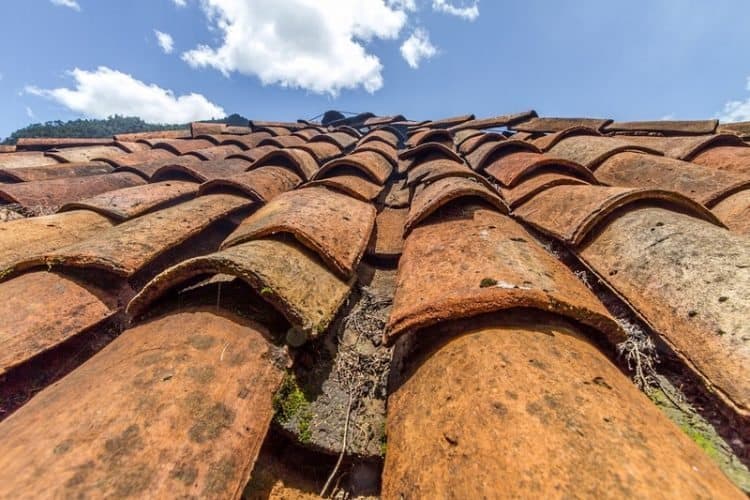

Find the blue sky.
xmin=2 ymin=0 xmax=750 ymax=139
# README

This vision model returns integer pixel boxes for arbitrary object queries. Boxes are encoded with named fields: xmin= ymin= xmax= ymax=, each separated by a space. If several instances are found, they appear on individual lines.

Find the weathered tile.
xmin=199 ymin=166 xmax=302 ymax=202
xmin=0 ymin=161 xmax=113 ymax=182
xmin=315 ymin=151 xmax=392 ymax=185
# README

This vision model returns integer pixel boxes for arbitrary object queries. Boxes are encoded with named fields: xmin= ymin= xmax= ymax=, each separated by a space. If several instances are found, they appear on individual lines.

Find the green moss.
xmin=260 ymin=287 xmax=274 ymax=296
xmin=378 ymin=421 xmax=388 ymax=457
xmin=480 ymin=278 xmax=497 ymax=288
xmin=272 ymin=373 xmax=313 ymax=444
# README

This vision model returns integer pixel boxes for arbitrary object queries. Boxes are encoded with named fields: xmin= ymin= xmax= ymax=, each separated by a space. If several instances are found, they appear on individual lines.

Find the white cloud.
xmin=172 ymin=0 xmax=187 ymax=5
xmin=25 ymin=66 xmax=224 ymax=123
xmin=389 ymin=0 xmax=416 ymax=11
xmin=50 ymin=0 xmax=81 ymax=11
xmin=400 ymin=28 xmax=437 ymax=68
xmin=26 ymin=107 xmax=35 ymax=119
xmin=432 ymin=0 xmax=479 ymax=21
xmin=154 ymin=30 xmax=175 ymax=54
xmin=182 ymin=0 xmax=409 ymax=95
xmin=719 ymin=77 xmax=750 ymax=123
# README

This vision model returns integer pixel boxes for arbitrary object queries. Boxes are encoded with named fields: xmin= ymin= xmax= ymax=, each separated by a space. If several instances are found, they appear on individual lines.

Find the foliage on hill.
xmin=1 ymin=113 xmax=249 ymax=145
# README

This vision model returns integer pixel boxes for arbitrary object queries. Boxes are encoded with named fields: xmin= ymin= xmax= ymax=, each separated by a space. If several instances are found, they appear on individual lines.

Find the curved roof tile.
xmin=150 ymin=158 xmax=251 ymax=183
xmin=499 ymin=172 xmax=591 ymax=208
xmin=304 ymin=174 xmax=383 ymax=202
xmin=0 ymin=161 xmax=113 ymax=183
xmin=199 ymin=166 xmax=302 ymax=203
xmin=547 ymin=135 xmax=664 ymax=169
xmin=315 ymin=151 xmax=393 ymax=185
xmin=484 ymin=151 xmax=596 ymax=187
xmin=711 ymin=190 xmax=750 ymax=235
xmin=691 ymin=145 xmax=750 ymax=175
xmin=465 ymin=139 xmax=540 ymax=171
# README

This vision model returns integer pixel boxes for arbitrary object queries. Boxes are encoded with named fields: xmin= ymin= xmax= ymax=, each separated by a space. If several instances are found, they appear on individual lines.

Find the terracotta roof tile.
xmin=547 ymin=135 xmax=663 ymax=169
xmin=245 ymin=147 xmax=319 ymax=180
xmin=595 ymin=152 xmax=750 ymax=206
xmin=578 ymin=207 xmax=750 ymax=419
xmin=483 ymin=151 xmax=596 ymax=187
xmin=98 ymin=148 xmax=176 ymax=168
xmin=710 ymin=190 xmax=750 ymax=235
xmin=150 ymin=158 xmax=251 ymax=182
xmin=293 ymin=141 xmax=342 ymax=163
xmin=383 ymin=313 xmax=742 ymax=498
xmin=59 ymin=181 xmax=199 ymax=221
xmin=530 ymin=126 xmax=602 ymax=151
xmin=15 ymin=137 xmax=115 ymax=150
xmin=353 ymin=140 xmax=398 ymax=166
xmin=151 ymin=138 xmax=216 ymax=155
xmin=398 ymin=142 xmax=463 ymax=166
xmin=222 ymin=187 xmax=375 ymax=278
xmin=367 ymin=207 xmax=408 ymax=260
xmin=363 ymin=115 xmax=407 ymax=126
xmin=499 ymin=172 xmax=591 ymax=208
xmin=310 ymin=131 xmax=358 ymax=149
xmin=190 ymin=121 xmax=228 ymax=136
xmin=405 ymin=177 xmax=508 ymax=234
xmin=457 ymin=132 xmax=506 ymax=155
xmin=447 ymin=110 xmax=538 ymax=132
xmin=691 ymin=145 xmax=750 ymax=175
xmin=199 ymin=166 xmax=302 ymax=202
xmin=333 ymin=126 xmax=362 ymax=139
xmin=129 ymin=239 xmax=354 ymax=336
xmin=259 ymin=135 xmax=308 ymax=148
xmin=113 ymin=155 xmax=203 ymax=180
xmin=226 ymin=144 xmax=281 ymax=163
xmin=14 ymin=194 xmax=251 ymax=278
xmin=0 ymin=210 xmax=115 ymax=274
xmin=292 ymin=128 xmax=324 ymax=140
xmin=0 ymin=308 xmax=284 ymax=498
xmin=45 ymin=145 xmax=129 ymax=163
xmin=604 ymin=119 xmax=718 ymax=135
xmin=379 ymin=178 xmax=410 ymax=208
xmin=0 ymin=271 xmax=116 ymax=375
xmin=304 ymin=174 xmax=383 ymax=202
xmin=0 ymin=152 xmax=62 ymax=169
xmin=452 ymin=128 xmax=483 ymax=146
xmin=406 ymin=158 xmax=491 ymax=189
xmin=249 ymin=119 xmax=306 ymax=131
xmin=421 ymin=114 xmax=475 ymax=129
xmin=0 ymin=172 xmax=146 ymax=211
xmin=112 ymin=141 xmax=151 ymax=153
xmin=718 ymin=121 xmax=750 ymax=138
xmin=0 ymin=161 xmax=113 ymax=182
xmin=613 ymin=134 xmax=745 ymax=160
xmin=218 ymin=131 xmax=273 ymax=149
xmin=0 ymin=145 xmax=16 ymax=153
xmin=406 ymin=129 xmax=453 ymax=148
xmin=183 ymin=144 xmax=244 ymax=161
xmin=358 ymin=128 xmax=401 ymax=148
xmin=512 ymin=116 xmax=612 ymax=133
xmin=465 ymin=139 xmax=540 ymax=171
xmin=514 ymin=185 xmax=724 ymax=245
xmin=113 ymin=129 xmax=190 ymax=141
xmin=388 ymin=205 xmax=620 ymax=344
xmin=315 ymin=151 xmax=392 ymax=185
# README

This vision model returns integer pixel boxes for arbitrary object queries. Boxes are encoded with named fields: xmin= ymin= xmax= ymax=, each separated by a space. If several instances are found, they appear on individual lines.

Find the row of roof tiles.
xmin=0 ymin=113 xmax=747 ymax=496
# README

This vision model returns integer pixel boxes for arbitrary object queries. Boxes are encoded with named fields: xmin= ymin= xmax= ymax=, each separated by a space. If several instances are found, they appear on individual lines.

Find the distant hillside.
xmin=1 ymin=113 xmax=249 ymax=145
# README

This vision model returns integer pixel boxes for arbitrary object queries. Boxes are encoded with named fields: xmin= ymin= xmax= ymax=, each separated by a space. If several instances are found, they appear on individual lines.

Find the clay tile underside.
xmin=386 ymin=205 xmax=622 ymax=344
xmin=128 ymin=240 xmax=354 ymax=335
xmin=294 ymin=141 xmax=342 ymax=163
xmin=359 ymin=129 xmax=400 ymax=148
xmin=250 ymin=148 xmax=319 ymax=180
xmin=199 ymin=166 xmax=302 ymax=202
xmin=316 ymin=151 xmax=393 ymax=185
xmin=457 ymin=132 xmax=506 ymax=156
xmin=398 ymin=143 xmax=463 ymax=164
xmin=405 ymin=177 xmax=508 ymax=233
xmin=221 ymin=186 xmax=375 ymax=278
xmin=114 ymin=155 xmax=203 ymax=180
xmin=406 ymin=158 xmax=479 ymax=187
xmin=150 ymin=158 xmax=251 ymax=182
xmin=0 ymin=173 xmax=146 ymax=210
xmin=15 ymin=194 xmax=252 ymax=277
xmin=513 ymin=185 xmax=725 ymax=246
xmin=500 ymin=173 xmax=591 ymax=208
xmin=483 ymin=151 xmax=596 ymax=187
xmin=60 ymin=181 xmax=199 ymax=221
xmin=465 ymin=140 xmax=540 ymax=171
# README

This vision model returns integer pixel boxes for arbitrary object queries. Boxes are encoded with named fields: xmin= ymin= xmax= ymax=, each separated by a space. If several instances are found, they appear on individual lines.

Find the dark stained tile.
xmin=367 ymin=207 xmax=408 ymax=260
xmin=0 ymin=173 xmax=146 ymax=211
xmin=457 ymin=132 xmax=506 ymax=155
xmin=358 ymin=128 xmax=401 ymax=148
xmin=310 ymin=131 xmax=358 ymax=149
xmin=406 ymin=129 xmax=453 ymax=148
xmin=129 ymin=240 xmax=353 ymax=336
xmin=421 ymin=114 xmax=474 ymax=129
xmin=398 ymin=143 xmax=463 ymax=167
xmin=447 ymin=110 xmax=537 ymax=132
xmin=222 ymin=186 xmax=375 ymax=278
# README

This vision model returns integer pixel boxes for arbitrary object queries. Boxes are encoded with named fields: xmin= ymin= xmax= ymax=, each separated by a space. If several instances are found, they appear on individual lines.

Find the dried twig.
xmin=321 ymin=393 xmax=353 ymax=498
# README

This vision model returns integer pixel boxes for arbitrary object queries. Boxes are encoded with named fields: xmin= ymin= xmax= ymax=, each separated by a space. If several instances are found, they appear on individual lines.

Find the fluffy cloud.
xmin=182 ymin=0 xmax=409 ymax=95
xmin=50 ymin=0 xmax=81 ymax=11
xmin=432 ymin=0 xmax=479 ymax=21
xmin=154 ymin=30 xmax=175 ymax=54
xmin=719 ymin=77 xmax=750 ymax=123
xmin=25 ymin=67 xmax=224 ymax=123
xmin=172 ymin=0 xmax=187 ymax=5
xmin=400 ymin=29 xmax=437 ymax=68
